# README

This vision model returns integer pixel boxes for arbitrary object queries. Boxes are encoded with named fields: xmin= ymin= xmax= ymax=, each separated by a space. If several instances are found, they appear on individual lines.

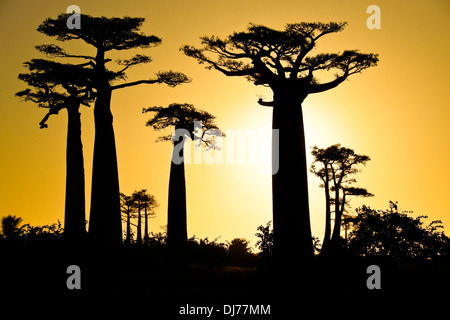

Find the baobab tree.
xmin=16 ymin=58 xmax=95 ymax=241
xmin=143 ymin=103 xmax=223 ymax=253
xmin=182 ymin=22 xmax=378 ymax=261
xmin=37 ymin=14 xmax=190 ymax=244
xmin=311 ymin=144 xmax=373 ymax=254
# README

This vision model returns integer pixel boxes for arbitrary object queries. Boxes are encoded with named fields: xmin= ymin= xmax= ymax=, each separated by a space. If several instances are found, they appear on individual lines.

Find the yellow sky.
xmin=0 ymin=0 xmax=449 ymax=247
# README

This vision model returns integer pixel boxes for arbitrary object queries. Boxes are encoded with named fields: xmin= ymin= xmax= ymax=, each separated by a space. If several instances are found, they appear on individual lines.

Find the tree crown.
xmin=36 ymin=14 xmax=190 ymax=90
xmin=38 ymin=14 xmax=162 ymax=51
xmin=16 ymin=58 xmax=95 ymax=128
xmin=143 ymin=103 xmax=224 ymax=146
xmin=182 ymin=22 xmax=378 ymax=100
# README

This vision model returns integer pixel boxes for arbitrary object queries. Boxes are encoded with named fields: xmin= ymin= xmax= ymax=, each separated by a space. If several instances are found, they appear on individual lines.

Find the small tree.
xmin=311 ymin=144 xmax=372 ymax=253
xmin=143 ymin=103 xmax=223 ymax=253
xmin=120 ymin=193 xmax=136 ymax=245
xmin=255 ymin=221 xmax=274 ymax=260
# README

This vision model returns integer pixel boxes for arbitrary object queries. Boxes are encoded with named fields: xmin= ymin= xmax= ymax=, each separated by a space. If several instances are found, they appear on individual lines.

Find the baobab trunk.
xmin=64 ymin=100 xmax=86 ymax=241
xmin=89 ymin=50 xmax=122 ymax=245
xmin=271 ymin=85 xmax=313 ymax=264
xmin=167 ymin=141 xmax=188 ymax=251
xmin=88 ymin=87 xmax=122 ymax=245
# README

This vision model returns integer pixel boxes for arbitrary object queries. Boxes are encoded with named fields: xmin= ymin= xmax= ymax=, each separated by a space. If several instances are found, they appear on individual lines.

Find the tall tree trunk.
xmin=321 ymin=173 xmax=332 ymax=255
xmin=271 ymin=86 xmax=313 ymax=265
xmin=64 ymin=100 xmax=86 ymax=242
xmin=167 ymin=140 xmax=188 ymax=251
xmin=89 ymin=49 xmax=122 ymax=245
xmin=144 ymin=205 xmax=149 ymax=244
xmin=137 ymin=203 xmax=142 ymax=244
xmin=125 ymin=209 xmax=131 ymax=245
xmin=331 ymin=183 xmax=342 ymax=245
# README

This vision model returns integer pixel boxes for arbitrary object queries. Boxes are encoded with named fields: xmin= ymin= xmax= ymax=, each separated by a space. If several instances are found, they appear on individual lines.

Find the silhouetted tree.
xmin=37 ymin=14 xmax=190 ymax=244
xmin=183 ymin=22 xmax=378 ymax=262
xmin=311 ymin=144 xmax=372 ymax=254
xmin=255 ymin=221 xmax=274 ymax=260
xmin=349 ymin=203 xmax=450 ymax=260
xmin=1 ymin=215 xmax=25 ymax=240
xmin=120 ymin=193 xmax=137 ymax=245
xmin=143 ymin=103 xmax=223 ymax=253
xmin=131 ymin=189 xmax=158 ymax=245
xmin=16 ymin=58 xmax=95 ymax=242
xmin=141 ymin=191 xmax=158 ymax=245
xmin=227 ymin=238 xmax=256 ymax=266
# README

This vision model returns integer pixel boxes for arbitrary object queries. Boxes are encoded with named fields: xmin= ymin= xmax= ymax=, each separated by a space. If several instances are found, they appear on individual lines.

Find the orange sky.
xmin=0 ymin=0 xmax=449 ymax=248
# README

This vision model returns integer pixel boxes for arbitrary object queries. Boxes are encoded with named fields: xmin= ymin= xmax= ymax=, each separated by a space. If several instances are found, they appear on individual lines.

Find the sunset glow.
xmin=0 ymin=0 xmax=448 ymax=249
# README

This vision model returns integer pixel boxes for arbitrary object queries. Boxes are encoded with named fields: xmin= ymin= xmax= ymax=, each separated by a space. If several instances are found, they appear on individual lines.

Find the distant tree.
xmin=227 ymin=238 xmax=256 ymax=266
xmin=348 ymin=203 xmax=450 ymax=260
xmin=120 ymin=193 xmax=137 ymax=245
xmin=255 ymin=221 xmax=274 ymax=259
xmin=37 ymin=14 xmax=190 ymax=244
xmin=311 ymin=144 xmax=372 ymax=254
xmin=16 ymin=58 xmax=95 ymax=242
xmin=183 ymin=22 xmax=378 ymax=262
xmin=131 ymin=189 xmax=158 ymax=245
xmin=143 ymin=103 xmax=223 ymax=253
xmin=141 ymin=191 xmax=158 ymax=245
xmin=1 ymin=215 xmax=25 ymax=240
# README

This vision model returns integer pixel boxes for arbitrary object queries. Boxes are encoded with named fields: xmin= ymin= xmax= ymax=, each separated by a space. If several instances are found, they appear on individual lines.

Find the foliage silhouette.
xmin=348 ymin=203 xmax=450 ymax=260
xmin=255 ymin=221 xmax=274 ymax=260
xmin=143 ymin=103 xmax=223 ymax=254
xmin=311 ymin=144 xmax=372 ymax=254
xmin=37 ymin=14 xmax=190 ymax=245
xmin=1 ymin=215 xmax=25 ymax=240
xmin=16 ymin=58 xmax=95 ymax=242
xmin=183 ymin=22 xmax=378 ymax=263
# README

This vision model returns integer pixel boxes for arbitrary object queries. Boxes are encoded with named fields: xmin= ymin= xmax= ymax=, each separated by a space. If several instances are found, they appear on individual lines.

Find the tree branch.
xmin=111 ymin=79 xmax=160 ymax=90
xmin=257 ymin=98 xmax=274 ymax=107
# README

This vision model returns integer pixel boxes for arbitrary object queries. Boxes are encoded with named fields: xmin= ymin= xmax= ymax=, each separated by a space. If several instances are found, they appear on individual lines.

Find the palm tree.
xmin=143 ymin=103 xmax=222 ymax=253
xmin=1 ymin=215 xmax=25 ymax=239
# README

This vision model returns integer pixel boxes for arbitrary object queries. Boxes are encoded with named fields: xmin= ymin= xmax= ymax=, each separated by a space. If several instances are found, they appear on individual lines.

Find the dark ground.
xmin=1 ymin=241 xmax=448 ymax=318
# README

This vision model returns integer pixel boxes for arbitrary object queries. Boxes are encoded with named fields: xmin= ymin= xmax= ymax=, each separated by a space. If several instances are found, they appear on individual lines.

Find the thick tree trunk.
xmin=88 ymin=87 xmax=122 ymax=245
xmin=88 ymin=49 xmax=122 ymax=245
xmin=271 ymin=87 xmax=313 ymax=265
xmin=167 ymin=141 xmax=188 ymax=250
xmin=64 ymin=100 xmax=86 ymax=241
